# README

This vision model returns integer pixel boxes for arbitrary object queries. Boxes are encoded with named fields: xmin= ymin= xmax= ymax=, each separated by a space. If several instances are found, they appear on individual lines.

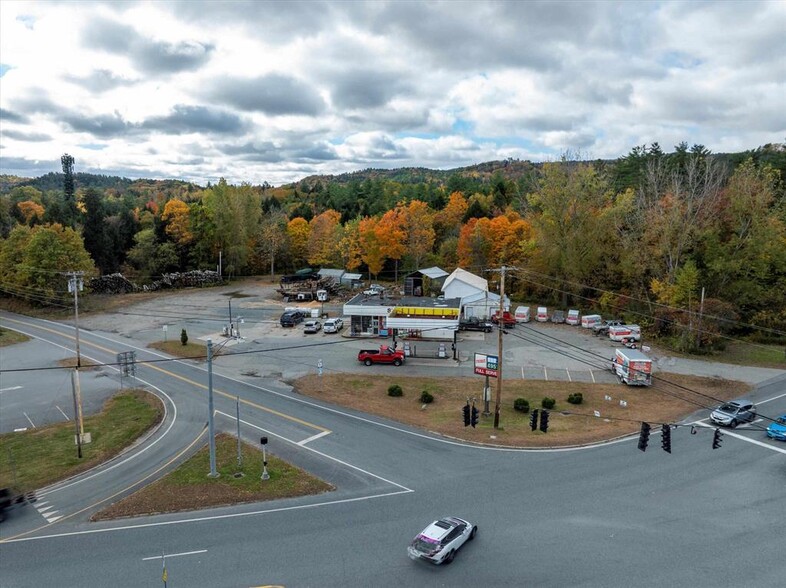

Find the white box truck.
xmin=581 ymin=314 xmax=602 ymax=328
xmin=536 ymin=307 xmax=549 ymax=322
xmin=566 ymin=309 xmax=580 ymax=325
xmin=515 ymin=306 xmax=531 ymax=323
xmin=612 ymin=348 xmax=652 ymax=386
xmin=609 ymin=324 xmax=641 ymax=342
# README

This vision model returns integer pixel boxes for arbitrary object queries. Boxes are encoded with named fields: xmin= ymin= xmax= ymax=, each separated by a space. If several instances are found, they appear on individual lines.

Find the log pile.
xmin=276 ymin=276 xmax=341 ymax=298
xmin=88 ymin=271 xmax=223 ymax=294
xmin=87 ymin=273 xmax=139 ymax=294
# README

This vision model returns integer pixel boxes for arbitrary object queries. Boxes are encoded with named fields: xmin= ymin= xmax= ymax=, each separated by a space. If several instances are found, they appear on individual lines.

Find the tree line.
xmin=0 ymin=143 xmax=784 ymax=350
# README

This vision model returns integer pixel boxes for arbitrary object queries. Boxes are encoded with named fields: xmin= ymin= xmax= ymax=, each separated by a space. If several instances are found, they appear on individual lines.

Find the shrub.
xmin=541 ymin=397 xmax=556 ymax=409
xmin=567 ymin=393 xmax=583 ymax=405
xmin=513 ymin=398 xmax=530 ymax=412
xmin=180 ymin=328 xmax=188 ymax=346
xmin=420 ymin=390 xmax=434 ymax=404
xmin=387 ymin=384 xmax=403 ymax=397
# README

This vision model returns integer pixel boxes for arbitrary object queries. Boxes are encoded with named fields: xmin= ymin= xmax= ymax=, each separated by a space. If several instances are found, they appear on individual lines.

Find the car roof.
xmin=725 ymin=398 xmax=754 ymax=406
xmin=420 ymin=517 xmax=468 ymax=540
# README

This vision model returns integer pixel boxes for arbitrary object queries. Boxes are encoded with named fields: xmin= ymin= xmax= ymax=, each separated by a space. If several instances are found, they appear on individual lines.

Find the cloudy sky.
xmin=1 ymin=1 xmax=784 ymax=186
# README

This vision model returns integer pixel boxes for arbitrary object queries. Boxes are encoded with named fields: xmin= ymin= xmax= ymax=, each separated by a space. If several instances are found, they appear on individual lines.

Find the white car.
xmin=303 ymin=320 xmax=322 ymax=334
xmin=363 ymin=284 xmax=384 ymax=296
xmin=323 ymin=318 xmax=344 ymax=333
xmin=407 ymin=516 xmax=477 ymax=565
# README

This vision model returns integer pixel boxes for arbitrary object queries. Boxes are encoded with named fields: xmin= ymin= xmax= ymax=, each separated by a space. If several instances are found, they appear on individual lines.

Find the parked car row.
xmin=280 ymin=310 xmax=345 ymax=334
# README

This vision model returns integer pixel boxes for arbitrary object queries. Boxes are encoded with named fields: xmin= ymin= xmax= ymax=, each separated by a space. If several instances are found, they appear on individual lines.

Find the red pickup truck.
xmin=357 ymin=345 xmax=405 ymax=366
xmin=491 ymin=311 xmax=516 ymax=328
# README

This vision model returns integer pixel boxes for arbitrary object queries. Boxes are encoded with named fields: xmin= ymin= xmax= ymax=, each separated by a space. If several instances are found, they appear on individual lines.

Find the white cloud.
xmin=1 ymin=0 xmax=784 ymax=185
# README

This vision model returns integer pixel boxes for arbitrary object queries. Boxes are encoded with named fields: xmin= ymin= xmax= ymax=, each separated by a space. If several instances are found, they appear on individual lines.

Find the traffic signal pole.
xmin=494 ymin=266 xmax=506 ymax=429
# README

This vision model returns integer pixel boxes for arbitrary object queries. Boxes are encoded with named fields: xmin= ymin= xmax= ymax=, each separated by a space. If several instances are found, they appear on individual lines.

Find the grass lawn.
xmin=148 ymin=339 xmax=215 ymax=360
xmin=292 ymin=372 xmax=749 ymax=448
xmin=92 ymin=433 xmax=334 ymax=519
xmin=0 ymin=327 xmax=29 ymax=346
xmin=0 ymin=389 xmax=163 ymax=494
xmin=713 ymin=341 xmax=786 ymax=368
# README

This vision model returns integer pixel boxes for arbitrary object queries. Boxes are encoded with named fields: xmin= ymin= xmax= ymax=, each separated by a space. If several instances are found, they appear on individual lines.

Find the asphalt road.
xmin=1 ymin=289 xmax=785 ymax=587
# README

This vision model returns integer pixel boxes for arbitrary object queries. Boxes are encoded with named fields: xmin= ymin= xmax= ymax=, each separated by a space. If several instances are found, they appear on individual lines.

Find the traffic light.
xmin=530 ymin=409 xmax=539 ymax=431
xmin=462 ymin=403 xmax=471 ymax=427
xmin=470 ymin=405 xmax=479 ymax=428
xmin=539 ymin=409 xmax=550 ymax=433
xmin=661 ymin=424 xmax=672 ymax=453
xmin=712 ymin=428 xmax=723 ymax=449
xmin=638 ymin=422 xmax=651 ymax=452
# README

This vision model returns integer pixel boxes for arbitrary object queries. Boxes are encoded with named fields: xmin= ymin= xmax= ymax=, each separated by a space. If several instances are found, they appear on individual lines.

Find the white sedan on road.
xmin=407 ymin=516 xmax=477 ymax=565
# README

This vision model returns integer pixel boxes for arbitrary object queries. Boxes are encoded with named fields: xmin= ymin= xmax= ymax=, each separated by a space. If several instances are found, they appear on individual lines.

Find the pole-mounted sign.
xmin=473 ymin=353 xmax=499 ymax=377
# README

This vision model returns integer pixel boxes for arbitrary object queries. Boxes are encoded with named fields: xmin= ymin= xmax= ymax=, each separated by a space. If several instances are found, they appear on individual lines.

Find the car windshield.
xmin=718 ymin=403 xmax=739 ymax=413
xmin=776 ymin=417 xmax=786 ymax=425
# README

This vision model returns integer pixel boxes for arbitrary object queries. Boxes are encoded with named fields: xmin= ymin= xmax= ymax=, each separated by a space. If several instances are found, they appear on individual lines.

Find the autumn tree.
xmin=287 ymin=217 xmax=311 ymax=268
xmin=161 ymin=198 xmax=193 ymax=246
xmin=337 ymin=217 xmax=363 ymax=271
xmin=377 ymin=208 xmax=406 ymax=281
xmin=358 ymin=216 xmax=385 ymax=277
xmin=434 ymin=191 xmax=468 ymax=242
xmin=307 ymin=209 xmax=342 ymax=266
xmin=399 ymin=200 xmax=435 ymax=270
xmin=17 ymin=200 xmax=45 ymax=225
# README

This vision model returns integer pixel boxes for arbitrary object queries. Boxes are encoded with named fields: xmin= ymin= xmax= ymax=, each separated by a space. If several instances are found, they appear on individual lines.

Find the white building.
xmin=441 ymin=267 xmax=510 ymax=319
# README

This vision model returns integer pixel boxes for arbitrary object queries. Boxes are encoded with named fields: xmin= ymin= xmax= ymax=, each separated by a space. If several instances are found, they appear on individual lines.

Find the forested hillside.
xmin=1 ymin=142 xmax=784 ymax=350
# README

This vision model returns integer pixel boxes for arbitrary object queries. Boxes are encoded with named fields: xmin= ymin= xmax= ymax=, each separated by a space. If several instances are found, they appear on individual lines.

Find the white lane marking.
xmin=142 ymin=549 xmax=207 ymax=561
xmin=56 ymin=405 xmax=69 ymax=420
xmin=0 ymin=386 xmax=23 ymax=393
xmin=521 ymin=366 xmax=525 ymax=379
xmin=690 ymin=420 xmax=786 ymax=455
xmin=33 ymin=502 xmax=62 ymax=523
xmin=3 ymin=489 xmax=413 ymax=544
xmin=566 ymin=368 xmax=572 ymax=382
xmin=23 ymin=412 xmax=35 ymax=428
xmin=13 ymin=428 xmax=28 ymax=432
xmin=591 ymin=370 xmax=596 ymax=383
xmin=215 ymin=409 xmax=410 ymax=491
xmin=544 ymin=367 xmax=548 ymax=381
xmin=297 ymin=430 xmax=331 ymax=446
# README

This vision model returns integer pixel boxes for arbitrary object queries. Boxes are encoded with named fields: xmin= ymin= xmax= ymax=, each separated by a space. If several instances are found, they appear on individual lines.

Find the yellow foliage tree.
xmin=161 ymin=199 xmax=193 ymax=245
xmin=307 ymin=209 xmax=342 ymax=266
xmin=287 ymin=217 xmax=311 ymax=266
xmin=359 ymin=216 xmax=385 ymax=277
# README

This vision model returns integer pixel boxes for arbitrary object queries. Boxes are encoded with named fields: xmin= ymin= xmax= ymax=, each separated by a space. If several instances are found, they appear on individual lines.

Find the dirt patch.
xmin=292 ymin=373 xmax=747 ymax=447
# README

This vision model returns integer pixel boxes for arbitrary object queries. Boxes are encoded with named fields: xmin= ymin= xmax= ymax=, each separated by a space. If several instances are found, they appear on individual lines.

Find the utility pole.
xmin=487 ymin=265 xmax=511 ymax=429
xmin=207 ymin=339 xmax=218 ymax=478
xmin=67 ymin=271 xmax=86 ymax=444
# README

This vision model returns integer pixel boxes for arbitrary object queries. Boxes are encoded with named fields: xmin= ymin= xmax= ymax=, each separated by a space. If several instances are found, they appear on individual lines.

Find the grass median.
xmin=0 ymin=389 xmax=163 ymax=494
xmin=92 ymin=433 xmax=334 ymax=520
xmin=292 ymin=372 xmax=748 ymax=447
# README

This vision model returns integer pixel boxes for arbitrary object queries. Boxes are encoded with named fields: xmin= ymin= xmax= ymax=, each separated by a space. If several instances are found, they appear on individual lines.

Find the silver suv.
xmin=710 ymin=398 xmax=757 ymax=428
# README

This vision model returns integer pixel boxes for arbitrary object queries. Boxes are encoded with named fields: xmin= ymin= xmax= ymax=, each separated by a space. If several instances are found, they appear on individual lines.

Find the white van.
xmin=536 ymin=307 xmax=548 ymax=322
xmin=581 ymin=314 xmax=602 ymax=329
xmin=566 ymin=309 xmax=580 ymax=325
xmin=515 ymin=306 xmax=531 ymax=323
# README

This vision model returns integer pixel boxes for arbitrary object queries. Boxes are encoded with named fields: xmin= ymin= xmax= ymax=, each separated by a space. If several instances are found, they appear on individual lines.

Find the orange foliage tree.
xmin=358 ymin=216 xmax=385 ymax=277
xmin=399 ymin=200 xmax=435 ymax=269
xmin=17 ymin=200 xmax=45 ymax=225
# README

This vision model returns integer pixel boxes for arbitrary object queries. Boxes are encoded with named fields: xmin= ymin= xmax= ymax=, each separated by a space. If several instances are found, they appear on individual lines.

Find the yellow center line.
xmin=2 ymin=317 xmax=329 ymax=432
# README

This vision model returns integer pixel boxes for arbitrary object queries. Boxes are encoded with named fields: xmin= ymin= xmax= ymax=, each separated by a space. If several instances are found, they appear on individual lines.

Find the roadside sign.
xmin=474 ymin=353 xmax=498 ymax=377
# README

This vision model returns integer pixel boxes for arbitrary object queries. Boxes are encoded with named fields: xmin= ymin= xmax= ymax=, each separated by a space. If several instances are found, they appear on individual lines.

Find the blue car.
xmin=766 ymin=415 xmax=786 ymax=441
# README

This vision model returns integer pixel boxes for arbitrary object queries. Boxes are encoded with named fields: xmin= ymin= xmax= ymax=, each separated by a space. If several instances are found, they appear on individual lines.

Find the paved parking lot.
xmin=73 ymin=282 xmax=784 ymax=386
